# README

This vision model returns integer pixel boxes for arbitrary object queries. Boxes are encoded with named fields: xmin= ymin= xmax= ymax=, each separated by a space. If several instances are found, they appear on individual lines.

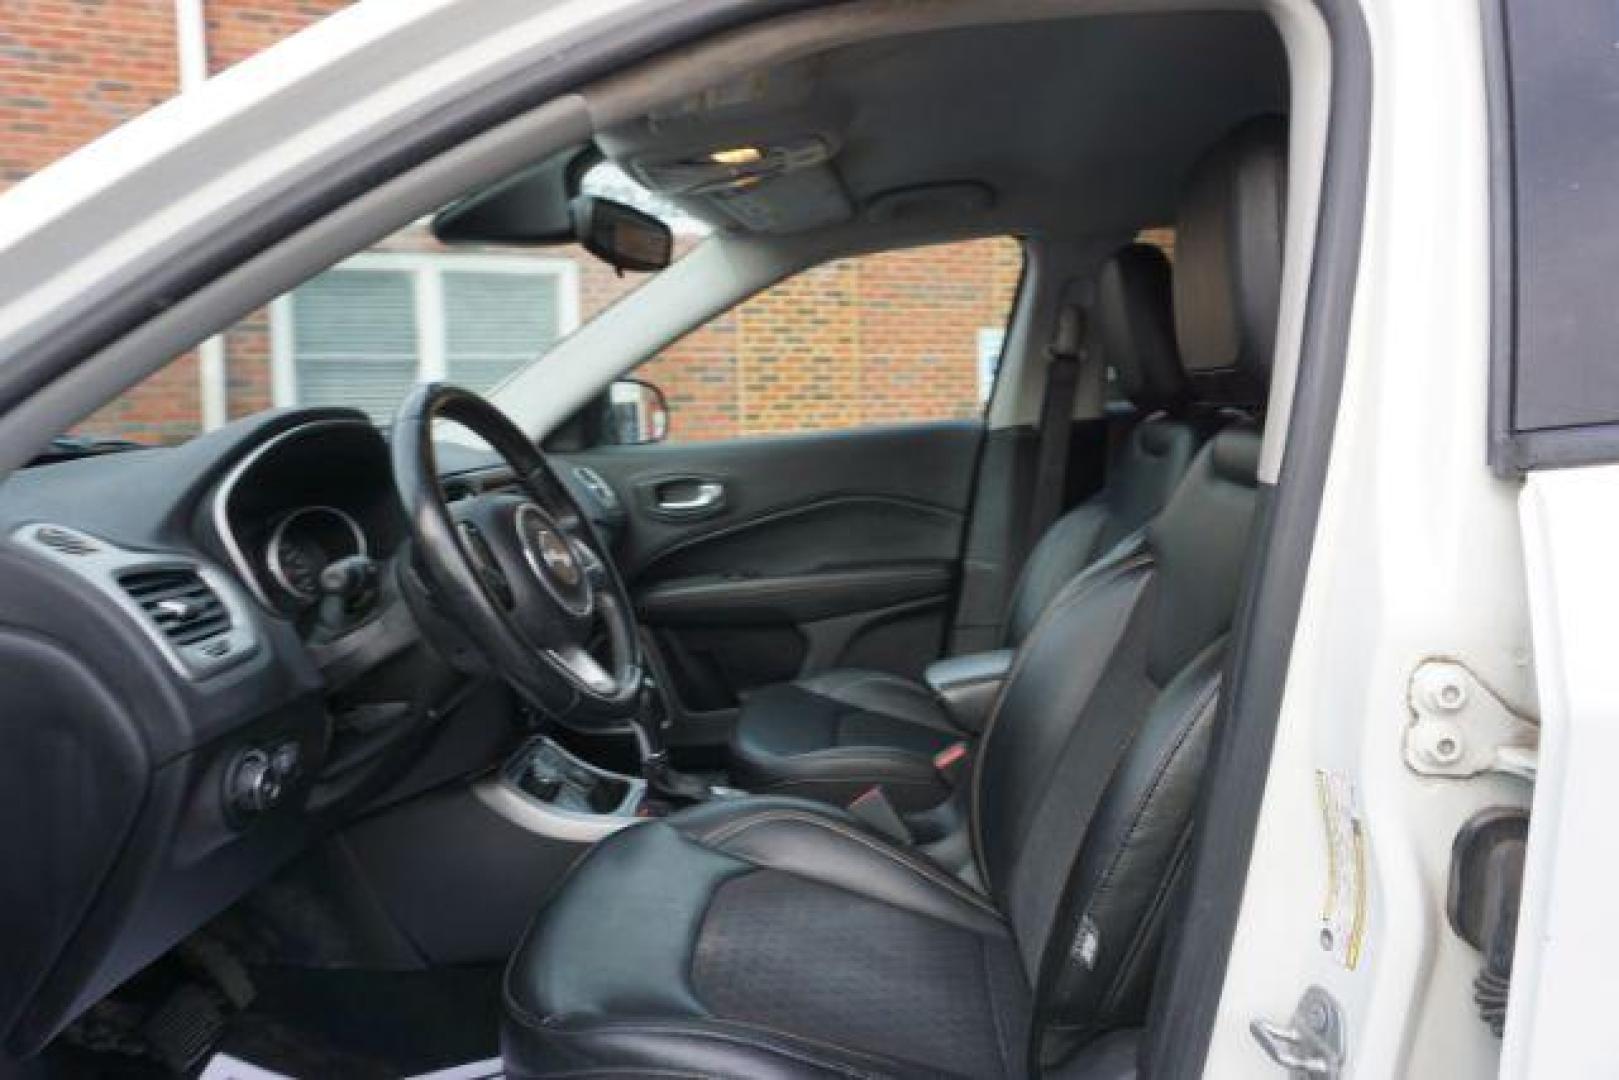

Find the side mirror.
xmin=570 ymin=196 xmax=673 ymax=273
xmin=597 ymin=379 xmax=670 ymax=446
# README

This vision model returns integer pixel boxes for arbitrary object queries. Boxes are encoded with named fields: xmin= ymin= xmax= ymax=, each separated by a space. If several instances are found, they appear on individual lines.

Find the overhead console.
xmin=597 ymin=63 xmax=858 ymax=234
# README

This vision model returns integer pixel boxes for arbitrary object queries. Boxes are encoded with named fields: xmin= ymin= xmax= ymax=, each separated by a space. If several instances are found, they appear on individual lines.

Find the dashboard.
xmin=0 ymin=408 xmax=504 ymax=1056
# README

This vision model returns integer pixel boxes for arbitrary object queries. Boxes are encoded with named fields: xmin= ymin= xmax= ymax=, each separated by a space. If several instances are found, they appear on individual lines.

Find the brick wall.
xmin=2 ymin=0 xmax=351 ymax=444
xmin=639 ymin=237 xmax=1022 ymax=442
xmin=6 ymin=1 xmax=1025 ymax=447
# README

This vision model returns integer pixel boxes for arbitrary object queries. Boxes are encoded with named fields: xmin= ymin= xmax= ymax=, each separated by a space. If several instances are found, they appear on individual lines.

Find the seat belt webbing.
xmin=1026 ymin=304 xmax=1086 ymax=547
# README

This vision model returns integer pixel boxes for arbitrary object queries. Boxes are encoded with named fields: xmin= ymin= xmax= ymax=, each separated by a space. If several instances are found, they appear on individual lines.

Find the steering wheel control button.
xmin=456 ymin=521 xmax=514 ymax=609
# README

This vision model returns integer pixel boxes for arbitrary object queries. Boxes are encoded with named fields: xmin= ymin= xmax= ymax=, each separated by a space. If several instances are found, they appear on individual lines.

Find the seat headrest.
xmin=1173 ymin=116 xmax=1288 ymax=408
xmin=1094 ymin=243 xmax=1188 ymax=414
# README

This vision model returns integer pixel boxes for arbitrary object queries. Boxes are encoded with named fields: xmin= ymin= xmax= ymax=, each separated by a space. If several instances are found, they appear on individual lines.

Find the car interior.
xmin=2 ymin=7 xmax=1310 ymax=1079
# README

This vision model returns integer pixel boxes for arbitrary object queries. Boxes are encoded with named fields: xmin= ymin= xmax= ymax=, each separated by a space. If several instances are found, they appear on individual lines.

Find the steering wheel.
xmin=391 ymin=383 xmax=642 ymax=730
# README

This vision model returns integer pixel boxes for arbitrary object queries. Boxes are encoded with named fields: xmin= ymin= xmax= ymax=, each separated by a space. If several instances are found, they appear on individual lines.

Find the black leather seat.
xmin=729 ymin=243 xmax=1200 ymax=809
xmin=502 ymin=118 xmax=1287 ymax=1079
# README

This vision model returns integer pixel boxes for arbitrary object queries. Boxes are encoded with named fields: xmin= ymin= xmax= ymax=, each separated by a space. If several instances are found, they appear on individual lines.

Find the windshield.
xmin=59 ymin=163 xmax=698 ymax=451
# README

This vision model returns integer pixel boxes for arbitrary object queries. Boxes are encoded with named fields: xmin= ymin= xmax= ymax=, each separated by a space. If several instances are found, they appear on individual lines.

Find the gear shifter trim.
xmin=476 ymin=736 xmax=648 ymax=844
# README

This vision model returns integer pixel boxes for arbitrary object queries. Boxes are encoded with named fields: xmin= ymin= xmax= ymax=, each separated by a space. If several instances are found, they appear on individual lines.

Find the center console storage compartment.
xmin=505 ymin=737 xmax=637 ymax=815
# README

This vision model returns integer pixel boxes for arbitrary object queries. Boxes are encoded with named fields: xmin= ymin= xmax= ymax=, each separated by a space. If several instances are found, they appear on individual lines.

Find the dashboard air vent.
xmin=32 ymin=525 xmax=100 ymax=555
xmin=119 ymin=568 xmax=230 ymax=647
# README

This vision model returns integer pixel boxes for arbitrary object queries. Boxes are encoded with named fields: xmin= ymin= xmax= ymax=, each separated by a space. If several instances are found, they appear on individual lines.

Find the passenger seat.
xmin=729 ymin=242 xmax=1201 ymax=808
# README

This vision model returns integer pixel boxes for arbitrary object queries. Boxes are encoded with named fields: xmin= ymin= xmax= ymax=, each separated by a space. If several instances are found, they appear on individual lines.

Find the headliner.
xmin=598 ymin=11 xmax=1288 ymax=240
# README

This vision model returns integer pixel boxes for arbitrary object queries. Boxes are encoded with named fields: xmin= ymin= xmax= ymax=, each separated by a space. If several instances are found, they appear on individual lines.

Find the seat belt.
xmin=1025 ymin=304 xmax=1086 ymax=549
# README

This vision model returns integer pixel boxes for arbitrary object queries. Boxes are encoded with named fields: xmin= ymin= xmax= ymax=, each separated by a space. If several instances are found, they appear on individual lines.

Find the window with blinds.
xmin=283 ymin=257 xmax=573 ymax=422
xmin=443 ymin=271 xmax=564 ymax=393
xmin=291 ymin=269 xmax=419 ymax=422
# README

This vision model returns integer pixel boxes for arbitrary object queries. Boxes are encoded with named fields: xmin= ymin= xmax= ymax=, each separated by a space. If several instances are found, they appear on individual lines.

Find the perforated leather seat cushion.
xmin=502 ymin=797 xmax=1029 ymax=1079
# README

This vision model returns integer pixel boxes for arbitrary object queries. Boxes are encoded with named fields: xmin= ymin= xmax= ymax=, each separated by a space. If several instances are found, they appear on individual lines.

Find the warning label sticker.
xmin=1316 ymin=768 xmax=1367 ymax=970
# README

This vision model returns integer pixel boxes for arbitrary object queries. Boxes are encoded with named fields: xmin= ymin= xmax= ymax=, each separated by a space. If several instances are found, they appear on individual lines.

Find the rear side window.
xmin=1491 ymin=0 xmax=1619 ymax=470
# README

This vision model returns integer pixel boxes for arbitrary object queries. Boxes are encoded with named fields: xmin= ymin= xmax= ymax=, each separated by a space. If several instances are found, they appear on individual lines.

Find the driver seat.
xmin=501 ymin=117 xmax=1286 ymax=1079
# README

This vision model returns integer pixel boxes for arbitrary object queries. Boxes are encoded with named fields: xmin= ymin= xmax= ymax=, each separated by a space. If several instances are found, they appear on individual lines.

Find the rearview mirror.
xmin=432 ymin=149 xmax=580 ymax=247
xmin=596 ymin=379 xmax=670 ymax=446
xmin=570 ymin=196 xmax=673 ymax=274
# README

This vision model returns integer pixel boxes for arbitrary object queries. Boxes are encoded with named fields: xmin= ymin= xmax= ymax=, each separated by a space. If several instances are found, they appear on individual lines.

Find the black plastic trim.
xmin=1143 ymin=0 xmax=1374 ymax=1074
xmin=1483 ymin=0 xmax=1619 ymax=473
xmin=949 ymin=236 xmax=1034 ymax=645
xmin=636 ymin=563 xmax=952 ymax=624
xmin=1482 ymin=0 xmax=1518 ymax=476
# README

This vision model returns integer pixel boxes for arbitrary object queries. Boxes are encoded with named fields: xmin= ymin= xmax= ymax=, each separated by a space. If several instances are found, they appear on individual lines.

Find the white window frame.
xmin=268 ymin=251 xmax=581 ymax=407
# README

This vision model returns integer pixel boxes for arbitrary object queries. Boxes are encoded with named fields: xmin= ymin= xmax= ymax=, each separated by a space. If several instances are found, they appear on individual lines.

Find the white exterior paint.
xmin=1204 ymin=0 xmax=1539 ymax=1075
xmin=1507 ymin=467 xmax=1619 ymax=1078
xmin=174 ymin=0 xmax=230 ymax=431
xmin=0 ymin=0 xmax=639 ymax=352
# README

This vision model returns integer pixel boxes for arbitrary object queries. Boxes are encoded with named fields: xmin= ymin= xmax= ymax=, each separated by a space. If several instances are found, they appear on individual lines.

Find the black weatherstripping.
xmin=1144 ymin=0 xmax=1374 ymax=1074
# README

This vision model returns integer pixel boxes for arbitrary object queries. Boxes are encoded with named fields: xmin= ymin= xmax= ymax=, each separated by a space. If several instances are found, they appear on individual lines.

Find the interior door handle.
xmin=656 ymin=481 xmax=724 ymax=512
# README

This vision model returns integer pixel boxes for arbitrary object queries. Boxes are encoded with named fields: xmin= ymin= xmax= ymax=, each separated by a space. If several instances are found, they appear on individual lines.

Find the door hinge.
xmin=1251 ymin=986 xmax=1345 ymax=1078
xmin=1404 ymin=660 xmax=1537 ymax=782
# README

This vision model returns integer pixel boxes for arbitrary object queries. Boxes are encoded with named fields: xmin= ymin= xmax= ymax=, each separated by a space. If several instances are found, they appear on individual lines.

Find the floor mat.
xmin=212 ymin=964 xmax=503 ymax=1078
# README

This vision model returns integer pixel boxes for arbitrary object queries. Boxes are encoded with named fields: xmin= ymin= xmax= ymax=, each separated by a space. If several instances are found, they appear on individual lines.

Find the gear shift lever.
xmin=630 ymin=675 xmax=714 ymax=804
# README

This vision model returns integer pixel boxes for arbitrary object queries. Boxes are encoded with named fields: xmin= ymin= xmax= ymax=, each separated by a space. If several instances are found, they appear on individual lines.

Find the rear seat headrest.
xmin=1094 ymin=243 xmax=1187 ymax=414
xmin=1173 ymin=115 xmax=1288 ymax=409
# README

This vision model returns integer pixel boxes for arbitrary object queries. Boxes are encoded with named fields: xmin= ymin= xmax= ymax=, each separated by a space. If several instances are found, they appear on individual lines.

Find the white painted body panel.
xmin=1508 ymin=469 xmax=1619 ymax=1078
xmin=0 ymin=0 xmax=1592 ymax=1075
xmin=1205 ymin=0 xmax=1539 ymax=1075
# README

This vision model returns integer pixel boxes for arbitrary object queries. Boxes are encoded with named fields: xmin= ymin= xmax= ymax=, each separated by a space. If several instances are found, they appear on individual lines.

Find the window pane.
xmin=444 ymin=270 xmax=562 ymax=393
xmin=1502 ymin=0 xmax=1619 ymax=434
xmin=292 ymin=269 xmax=418 ymax=423
xmin=61 ymin=176 xmax=683 ymax=449
xmin=637 ymin=236 xmax=1023 ymax=444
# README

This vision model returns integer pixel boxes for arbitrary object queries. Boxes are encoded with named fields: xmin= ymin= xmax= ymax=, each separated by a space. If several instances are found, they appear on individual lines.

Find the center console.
xmin=331 ymin=692 xmax=745 ymax=967
xmin=474 ymin=736 xmax=650 ymax=843
xmin=507 ymin=737 xmax=645 ymax=816
xmin=473 ymin=671 xmax=746 ymax=847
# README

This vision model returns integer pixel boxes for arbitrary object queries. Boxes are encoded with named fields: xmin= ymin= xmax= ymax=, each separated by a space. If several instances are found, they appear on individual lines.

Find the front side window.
xmin=279 ymin=254 xmax=578 ymax=423
xmin=628 ymin=236 xmax=1024 ymax=445
xmin=1491 ymin=0 xmax=1619 ymax=469
xmin=64 ymin=164 xmax=681 ymax=447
